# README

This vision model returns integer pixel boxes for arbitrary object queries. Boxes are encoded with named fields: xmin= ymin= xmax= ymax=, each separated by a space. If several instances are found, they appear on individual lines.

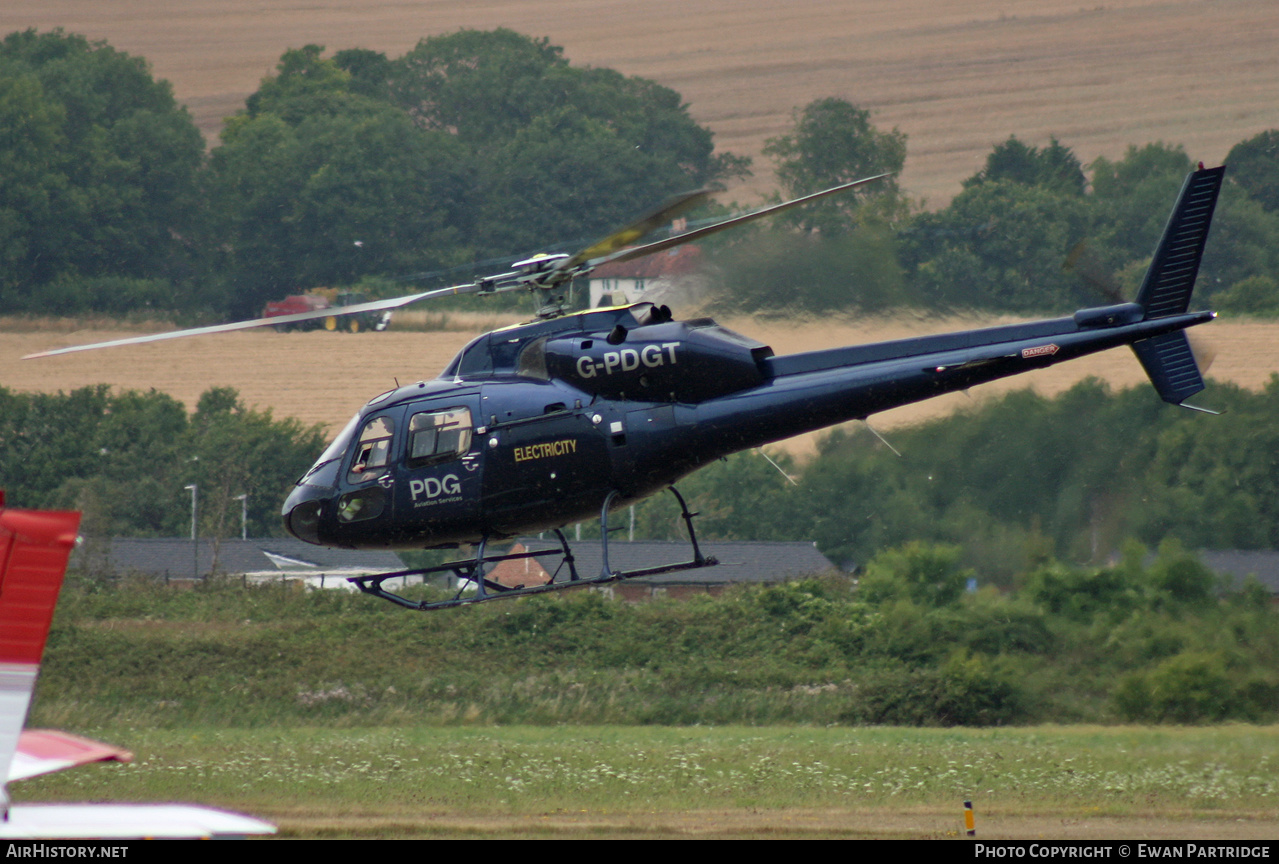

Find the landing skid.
xmin=348 ymin=486 xmax=718 ymax=610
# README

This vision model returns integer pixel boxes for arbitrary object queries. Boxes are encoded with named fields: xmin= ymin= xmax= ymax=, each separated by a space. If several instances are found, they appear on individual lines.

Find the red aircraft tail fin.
xmin=0 ymin=496 xmax=275 ymax=838
xmin=0 ymin=497 xmax=81 ymax=815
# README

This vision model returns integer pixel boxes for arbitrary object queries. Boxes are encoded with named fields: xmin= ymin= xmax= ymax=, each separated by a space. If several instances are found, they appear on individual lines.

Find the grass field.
xmin=4 ymin=0 xmax=1276 ymax=206
xmin=13 ymin=725 xmax=1279 ymax=839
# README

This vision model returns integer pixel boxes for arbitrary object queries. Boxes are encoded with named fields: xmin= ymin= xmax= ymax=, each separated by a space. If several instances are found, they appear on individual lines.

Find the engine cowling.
xmin=544 ymin=319 xmax=773 ymax=402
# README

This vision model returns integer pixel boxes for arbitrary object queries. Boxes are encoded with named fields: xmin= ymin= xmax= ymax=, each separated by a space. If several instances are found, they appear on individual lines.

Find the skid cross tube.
xmin=349 ymin=487 xmax=716 ymax=610
xmin=599 ymin=486 xmax=713 ymax=579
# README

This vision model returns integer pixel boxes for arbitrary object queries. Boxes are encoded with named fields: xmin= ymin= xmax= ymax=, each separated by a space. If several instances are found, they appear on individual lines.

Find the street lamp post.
xmin=183 ymin=484 xmax=198 ymax=580
xmin=234 ymin=494 xmax=248 ymax=540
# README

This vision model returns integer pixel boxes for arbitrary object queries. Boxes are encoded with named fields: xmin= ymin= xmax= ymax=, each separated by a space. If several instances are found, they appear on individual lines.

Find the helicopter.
xmin=26 ymin=165 xmax=1226 ymax=610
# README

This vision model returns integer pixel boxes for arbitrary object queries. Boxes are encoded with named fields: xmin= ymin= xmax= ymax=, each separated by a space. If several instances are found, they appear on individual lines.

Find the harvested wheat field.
xmin=3 ymin=0 xmax=1276 ymax=205
xmin=6 ymin=314 xmax=1276 ymax=457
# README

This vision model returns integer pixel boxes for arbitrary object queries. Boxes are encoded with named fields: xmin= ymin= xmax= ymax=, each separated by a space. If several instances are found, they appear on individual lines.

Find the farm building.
xmin=587 ymin=245 xmax=708 ymax=309
xmin=71 ymin=537 xmax=405 ymax=588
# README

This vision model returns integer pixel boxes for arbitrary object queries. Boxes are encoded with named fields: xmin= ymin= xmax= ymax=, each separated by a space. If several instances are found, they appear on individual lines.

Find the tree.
xmin=0 ymin=385 xmax=324 ymax=538
xmin=1226 ymin=129 xmax=1279 ymax=213
xmin=241 ymin=43 xmax=355 ymax=123
xmin=470 ymin=106 xmax=705 ymax=254
xmin=333 ymin=48 xmax=393 ymax=101
xmin=185 ymin=388 xmax=327 ymax=541
xmin=858 ymin=542 xmax=971 ymax=608
xmin=0 ymin=30 xmax=206 ymax=312
xmin=1085 ymin=142 xmax=1279 ymax=304
xmin=1113 ymin=651 xmax=1237 ymax=723
xmin=388 ymin=29 xmax=746 ymax=258
xmin=904 ymin=179 xmax=1093 ymax=312
xmin=1197 ymin=191 xmax=1279 ymax=301
xmin=902 ymin=139 xmax=1279 ymax=315
xmin=210 ymin=47 xmax=469 ymax=316
xmin=963 ymin=136 xmax=1085 ymax=196
xmin=208 ymin=34 xmax=745 ymax=313
xmin=1212 ymin=274 xmax=1279 ymax=316
xmin=389 ymin=29 xmax=569 ymax=143
xmin=763 ymin=97 xmax=907 ymax=231
xmin=710 ymin=224 xmax=908 ymax=314
xmin=1088 ymin=143 xmax=1194 ymax=260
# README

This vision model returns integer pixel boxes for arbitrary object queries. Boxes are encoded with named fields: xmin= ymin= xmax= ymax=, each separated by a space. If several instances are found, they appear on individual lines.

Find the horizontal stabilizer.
xmin=10 ymin=730 xmax=132 ymax=782
xmin=1135 ymin=166 xmax=1225 ymax=318
xmin=1132 ymin=331 xmax=1205 ymax=405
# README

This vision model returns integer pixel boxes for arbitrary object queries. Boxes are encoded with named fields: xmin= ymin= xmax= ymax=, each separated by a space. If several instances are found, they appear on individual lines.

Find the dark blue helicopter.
xmin=27 ymin=167 xmax=1225 ymax=610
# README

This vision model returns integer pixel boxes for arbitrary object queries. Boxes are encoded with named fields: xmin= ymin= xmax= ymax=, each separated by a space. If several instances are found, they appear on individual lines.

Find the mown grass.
xmin=13 ymin=725 xmax=1279 ymax=836
xmin=22 ymin=580 xmax=1279 ymax=837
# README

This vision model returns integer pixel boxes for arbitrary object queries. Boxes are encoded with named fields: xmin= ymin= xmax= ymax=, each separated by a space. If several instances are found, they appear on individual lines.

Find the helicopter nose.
xmin=284 ymin=499 xmax=323 ymax=545
xmin=282 ymin=484 xmax=328 ymax=545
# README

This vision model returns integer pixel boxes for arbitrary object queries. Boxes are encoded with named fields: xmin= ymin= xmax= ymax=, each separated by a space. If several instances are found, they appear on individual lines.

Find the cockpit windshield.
xmin=298 ymin=412 xmax=362 ymax=488
xmin=318 ymin=413 xmax=361 ymax=465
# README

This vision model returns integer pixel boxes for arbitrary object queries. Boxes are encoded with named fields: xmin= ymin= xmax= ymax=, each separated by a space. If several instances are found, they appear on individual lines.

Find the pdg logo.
xmin=409 ymin=474 xmax=461 ymax=501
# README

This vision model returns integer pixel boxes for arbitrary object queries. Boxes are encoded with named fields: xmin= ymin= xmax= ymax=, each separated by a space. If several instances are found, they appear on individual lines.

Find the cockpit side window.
xmin=516 ymin=337 xmax=549 ymax=380
xmin=456 ymin=336 xmax=494 ymax=377
xmin=348 ymin=416 xmax=394 ymax=484
xmin=407 ymin=407 xmax=473 ymax=469
xmin=490 ymin=336 xmax=523 ymax=371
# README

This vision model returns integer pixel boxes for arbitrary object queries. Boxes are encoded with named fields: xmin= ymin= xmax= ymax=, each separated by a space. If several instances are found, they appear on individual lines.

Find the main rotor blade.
xmin=22 ymin=283 xmax=481 ymax=359
xmin=557 ymin=188 xmax=712 ymax=272
xmin=588 ymin=173 xmax=893 ymax=269
xmin=1064 ymin=240 xmax=1124 ymax=303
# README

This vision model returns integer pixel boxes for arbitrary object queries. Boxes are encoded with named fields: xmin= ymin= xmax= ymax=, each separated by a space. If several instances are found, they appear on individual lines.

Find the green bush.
xmin=1113 ymin=651 xmax=1237 ymax=723
xmin=36 ymin=544 xmax=1279 ymax=729
xmin=859 ymin=542 xmax=970 ymax=608
xmin=1213 ymin=275 xmax=1279 ymax=316
xmin=844 ymin=652 xmax=1027 ymax=726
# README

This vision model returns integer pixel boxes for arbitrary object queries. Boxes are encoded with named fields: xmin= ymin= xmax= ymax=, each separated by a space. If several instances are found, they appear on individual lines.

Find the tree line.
xmin=714 ymin=99 xmax=1279 ymax=316
xmin=0 ymin=28 xmax=747 ymax=320
xmin=12 ymin=376 xmax=1279 ymax=570
xmin=4 ymin=28 xmax=1277 ymax=321
xmin=0 ymin=385 xmax=324 ymax=539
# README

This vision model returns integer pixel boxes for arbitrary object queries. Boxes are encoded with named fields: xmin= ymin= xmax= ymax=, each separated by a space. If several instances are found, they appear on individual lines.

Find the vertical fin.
xmin=0 ymin=503 xmax=80 ymax=807
xmin=1130 ymin=165 xmax=1224 ymax=406
xmin=1135 ymin=165 xmax=1225 ymax=319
